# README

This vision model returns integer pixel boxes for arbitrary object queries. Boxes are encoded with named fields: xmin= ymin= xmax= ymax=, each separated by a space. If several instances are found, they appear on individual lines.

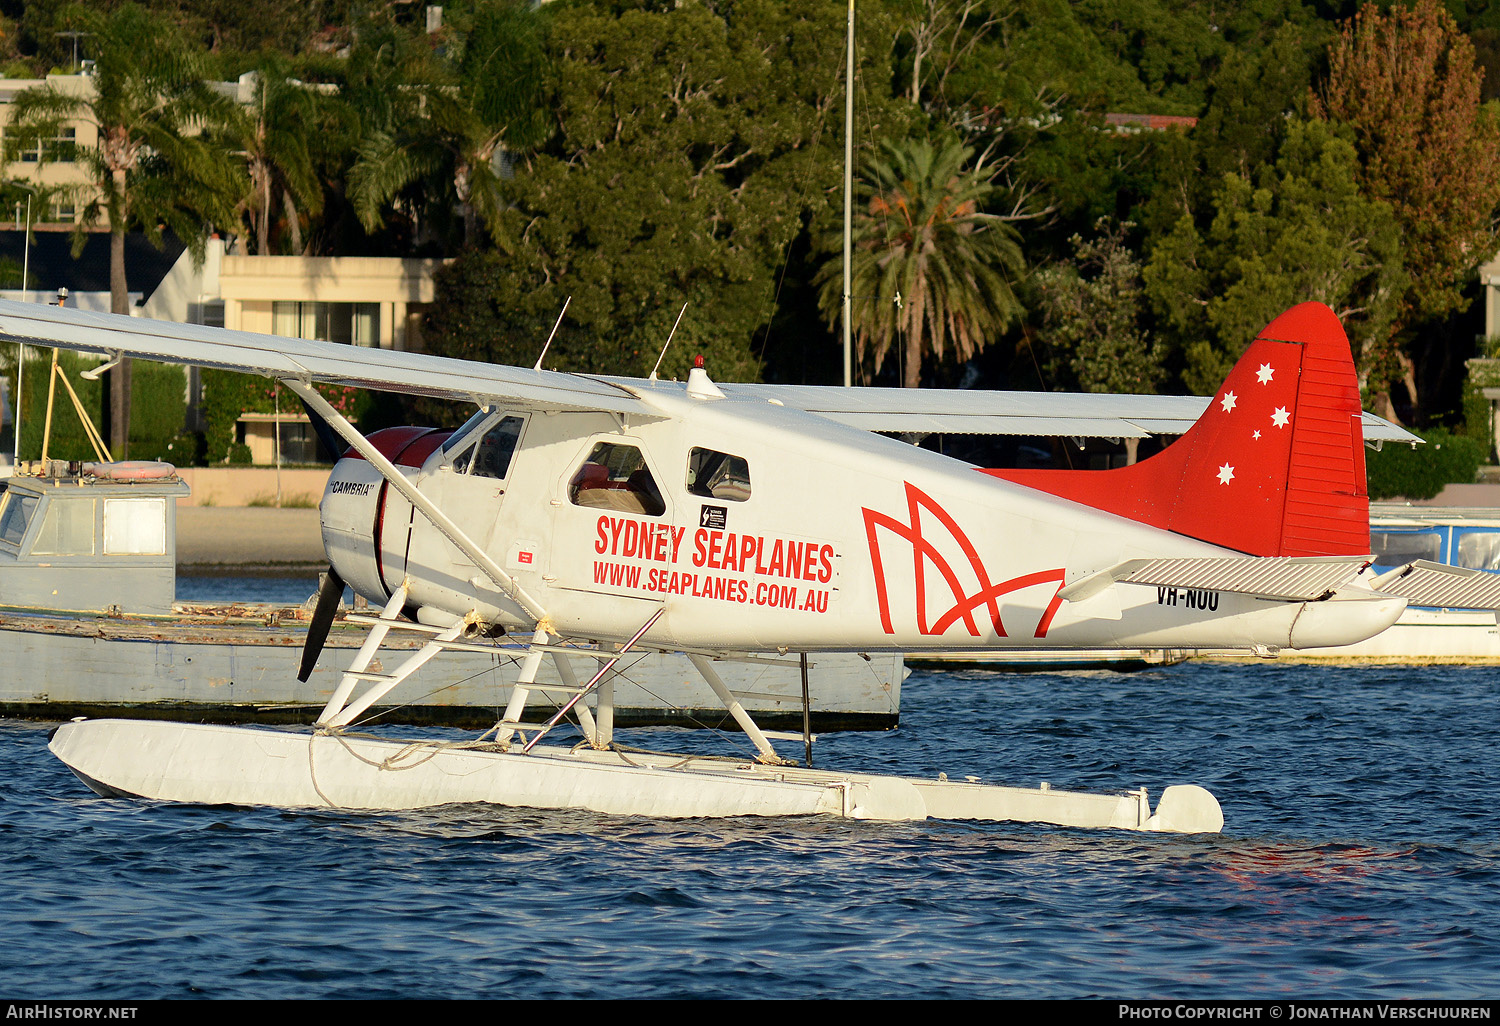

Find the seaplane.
xmin=0 ymin=298 xmax=1483 ymax=834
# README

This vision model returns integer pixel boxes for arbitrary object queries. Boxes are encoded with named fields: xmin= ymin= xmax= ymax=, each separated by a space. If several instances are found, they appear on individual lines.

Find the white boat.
xmin=1273 ymin=502 xmax=1500 ymax=662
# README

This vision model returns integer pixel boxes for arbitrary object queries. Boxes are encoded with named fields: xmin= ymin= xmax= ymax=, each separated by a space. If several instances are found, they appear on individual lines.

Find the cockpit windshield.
xmin=441 ymin=408 xmax=494 ymax=453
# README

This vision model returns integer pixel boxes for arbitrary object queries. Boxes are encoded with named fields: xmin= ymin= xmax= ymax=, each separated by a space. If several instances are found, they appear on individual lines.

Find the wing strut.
xmin=285 ymin=379 xmax=548 ymax=627
xmin=687 ymin=654 xmax=795 ymax=766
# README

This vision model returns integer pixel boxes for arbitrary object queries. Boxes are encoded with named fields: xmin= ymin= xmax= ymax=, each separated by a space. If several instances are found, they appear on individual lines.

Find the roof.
xmin=0 ymin=229 xmax=186 ymax=302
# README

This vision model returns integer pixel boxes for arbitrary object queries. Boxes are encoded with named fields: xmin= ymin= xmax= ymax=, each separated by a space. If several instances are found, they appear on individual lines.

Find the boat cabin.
xmin=0 ymin=461 xmax=188 ymax=614
xmin=1369 ymin=503 xmax=1500 ymax=574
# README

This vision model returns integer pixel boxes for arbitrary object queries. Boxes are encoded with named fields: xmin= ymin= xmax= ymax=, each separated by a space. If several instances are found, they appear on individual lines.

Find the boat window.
xmin=568 ymin=442 xmax=666 ymax=516
xmin=463 ymin=416 xmax=524 ymax=479
xmin=1455 ymin=530 xmax=1500 ymax=572
xmin=32 ymin=498 xmax=96 ymax=556
xmin=0 ymin=492 xmax=38 ymax=548
xmin=103 ymin=498 xmax=167 ymax=556
xmin=1370 ymin=530 xmax=1441 ymax=568
xmin=686 ymin=447 xmax=751 ymax=502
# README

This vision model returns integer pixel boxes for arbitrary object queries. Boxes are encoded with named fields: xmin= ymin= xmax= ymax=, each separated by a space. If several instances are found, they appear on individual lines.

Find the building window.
xmin=272 ymin=301 xmax=379 ymax=345
xmin=17 ymin=126 xmax=76 ymax=163
xmin=47 ymin=202 xmax=76 ymax=224
xmin=235 ymin=413 xmax=330 ymax=465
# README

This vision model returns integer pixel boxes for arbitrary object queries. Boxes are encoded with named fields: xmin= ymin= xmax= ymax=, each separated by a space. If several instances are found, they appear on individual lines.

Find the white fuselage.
xmin=320 ymin=381 xmax=1403 ymax=654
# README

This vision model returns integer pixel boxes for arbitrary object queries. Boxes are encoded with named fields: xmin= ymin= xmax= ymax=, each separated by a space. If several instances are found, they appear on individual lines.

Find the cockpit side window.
xmin=449 ymin=414 xmax=524 ymax=478
xmin=569 ymin=442 xmax=666 ymax=516
xmin=687 ymin=447 xmax=751 ymax=502
xmin=468 ymin=416 xmax=524 ymax=479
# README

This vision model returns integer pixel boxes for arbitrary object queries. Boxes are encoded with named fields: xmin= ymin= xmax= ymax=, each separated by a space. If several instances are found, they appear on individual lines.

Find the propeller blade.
xmin=297 ymin=395 xmax=347 ymax=463
xmin=299 ymin=567 xmax=346 ymax=683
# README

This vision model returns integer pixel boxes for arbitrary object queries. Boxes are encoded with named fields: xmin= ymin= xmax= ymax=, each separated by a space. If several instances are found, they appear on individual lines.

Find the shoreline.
xmin=175 ymin=506 xmax=324 ymax=567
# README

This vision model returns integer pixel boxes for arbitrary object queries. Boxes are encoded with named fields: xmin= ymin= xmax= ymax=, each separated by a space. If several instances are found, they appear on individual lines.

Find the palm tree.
xmin=819 ymin=136 xmax=1024 ymax=388
xmin=347 ymin=1 xmax=551 ymax=249
xmin=4 ymin=3 xmax=239 ymax=455
xmin=226 ymin=53 xmax=325 ymax=256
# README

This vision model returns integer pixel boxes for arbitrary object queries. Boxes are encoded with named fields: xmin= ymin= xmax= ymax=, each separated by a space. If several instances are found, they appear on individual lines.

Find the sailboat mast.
xmin=842 ymin=0 xmax=854 ymax=388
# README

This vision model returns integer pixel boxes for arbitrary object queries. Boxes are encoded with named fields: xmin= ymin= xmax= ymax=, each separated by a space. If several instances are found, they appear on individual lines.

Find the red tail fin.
xmin=988 ymin=302 xmax=1368 ymax=557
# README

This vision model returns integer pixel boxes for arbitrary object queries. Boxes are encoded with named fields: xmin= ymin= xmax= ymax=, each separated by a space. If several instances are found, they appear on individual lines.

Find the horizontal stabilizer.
xmin=1370 ymin=561 xmax=1500 ymax=610
xmin=1061 ymin=555 xmax=1372 ymax=603
xmin=718 ymin=383 xmax=1418 ymax=443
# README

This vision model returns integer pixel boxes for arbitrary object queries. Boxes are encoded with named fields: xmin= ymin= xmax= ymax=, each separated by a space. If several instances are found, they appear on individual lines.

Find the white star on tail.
xmin=1271 ymin=407 xmax=1290 ymax=428
xmin=1220 ymin=391 xmax=1238 ymax=413
xmin=1257 ymin=363 xmax=1274 ymax=384
xmin=1217 ymin=463 xmax=1235 ymax=485
xmin=1252 ymin=429 xmax=1262 ymax=440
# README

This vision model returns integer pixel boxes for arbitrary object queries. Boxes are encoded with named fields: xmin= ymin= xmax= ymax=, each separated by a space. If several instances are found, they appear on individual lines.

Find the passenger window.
xmin=687 ymin=447 xmax=751 ymax=502
xmin=1456 ymin=531 xmax=1500 ymax=572
xmin=569 ymin=442 xmax=665 ymax=516
xmin=442 ymin=408 xmax=493 ymax=453
xmin=1370 ymin=531 xmax=1440 ymax=568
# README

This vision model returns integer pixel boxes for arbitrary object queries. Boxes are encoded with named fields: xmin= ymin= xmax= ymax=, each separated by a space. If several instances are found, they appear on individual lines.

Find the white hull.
xmin=48 ymin=718 xmax=1223 ymax=833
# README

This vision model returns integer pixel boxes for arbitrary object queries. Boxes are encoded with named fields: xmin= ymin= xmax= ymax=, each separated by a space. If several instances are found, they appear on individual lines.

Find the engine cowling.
xmin=318 ymin=426 xmax=452 ymax=604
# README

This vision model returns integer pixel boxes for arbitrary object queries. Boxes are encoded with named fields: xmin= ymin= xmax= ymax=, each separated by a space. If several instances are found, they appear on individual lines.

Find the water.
xmin=176 ymin=571 xmax=324 ymax=607
xmin=3 ymin=655 xmax=1497 ymax=1000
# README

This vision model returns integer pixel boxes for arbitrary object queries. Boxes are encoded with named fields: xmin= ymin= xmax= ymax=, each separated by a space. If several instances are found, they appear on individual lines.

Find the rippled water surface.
xmin=3 ymin=661 xmax=1498 ymax=999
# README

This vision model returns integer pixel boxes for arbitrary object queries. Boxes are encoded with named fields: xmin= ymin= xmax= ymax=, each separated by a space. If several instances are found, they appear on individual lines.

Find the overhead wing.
xmin=1059 ymin=555 xmax=1374 ymax=603
xmin=719 ymin=383 xmax=1418 ymax=445
xmin=1369 ymin=561 xmax=1500 ymax=610
xmin=0 ymin=300 xmax=653 ymax=417
xmin=0 ymin=299 xmax=1419 ymax=444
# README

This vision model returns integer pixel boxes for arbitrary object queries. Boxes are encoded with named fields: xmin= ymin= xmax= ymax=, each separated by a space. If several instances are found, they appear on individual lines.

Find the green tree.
xmin=1309 ymin=0 xmax=1500 ymax=421
xmin=224 ymin=52 xmax=326 ymax=255
xmin=1311 ymin=0 xmax=1500 ymax=328
xmin=428 ymin=0 xmax=908 ymax=383
xmin=1031 ymin=220 xmax=1164 ymax=393
xmin=349 ymin=0 xmax=551 ymax=249
xmin=817 ymin=135 xmax=1025 ymax=388
xmin=12 ymin=351 xmax=184 ymax=463
xmin=1143 ymin=119 xmax=1406 ymax=395
xmin=3 ymin=3 xmax=239 ymax=456
xmin=1195 ymin=21 xmax=1328 ymax=183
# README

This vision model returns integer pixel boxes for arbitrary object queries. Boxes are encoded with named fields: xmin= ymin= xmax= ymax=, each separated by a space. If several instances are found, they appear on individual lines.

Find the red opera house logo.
xmin=862 ymin=482 xmax=1065 ymax=638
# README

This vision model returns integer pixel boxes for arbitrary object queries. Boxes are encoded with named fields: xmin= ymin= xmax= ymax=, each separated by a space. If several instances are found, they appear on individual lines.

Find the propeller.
xmin=298 ymin=394 xmax=348 ymax=463
xmin=295 ymin=394 xmax=350 ymax=683
xmin=299 ymin=566 xmax=346 ymax=682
